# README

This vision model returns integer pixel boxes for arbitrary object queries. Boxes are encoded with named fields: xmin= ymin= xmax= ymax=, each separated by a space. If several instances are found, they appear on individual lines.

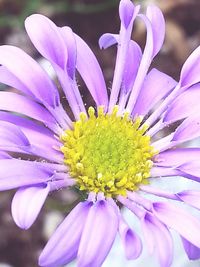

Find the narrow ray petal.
xmin=181 ymin=237 xmax=200 ymax=260
xmin=153 ymin=202 xmax=200 ymax=248
xmin=39 ymin=201 xmax=92 ymax=267
xmin=12 ymin=184 xmax=50 ymax=229
xmin=77 ymin=200 xmax=119 ymax=267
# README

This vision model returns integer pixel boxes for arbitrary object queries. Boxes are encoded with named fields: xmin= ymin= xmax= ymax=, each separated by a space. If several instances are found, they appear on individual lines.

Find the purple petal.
xmin=141 ymin=212 xmax=173 ymax=267
xmin=0 ymin=92 xmax=56 ymax=126
xmin=0 ymin=151 xmax=11 ymax=159
xmin=164 ymin=83 xmax=200 ymax=123
xmin=0 ymin=159 xmax=54 ymax=190
xmin=119 ymin=0 xmax=136 ymax=29
xmin=0 ymin=121 xmax=30 ymax=147
xmin=75 ymin=34 xmax=108 ymax=108
xmin=181 ymin=237 xmax=200 ymax=260
xmin=0 ymin=45 xmax=59 ymax=107
xmin=155 ymin=148 xmax=200 ymax=167
xmin=11 ymin=184 xmax=50 ymax=229
xmin=99 ymin=33 xmax=118 ymax=49
xmin=39 ymin=201 xmax=92 ymax=267
xmin=146 ymin=5 xmax=165 ymax=57
xmin=153 ymin=202 xmax=200 ymax=248
xmin=178 ymin=160 xmax=200 ymax=179
xmin=177 ymin=190 xmax=200 ymax=210
xmin=133 ymin=68 xmax=177 ymax=116
xmin=25 ymin=14 xmax=67 ymax=70
xmin=179 ymin=45 xmax=200 ymax=89
xmin=172 ymin=113 xmax=200 ymax=142
xmin=119 ymin=218 xmax=142 ymax=259
xmin=0 ymin=112 xmax=63 ymax=162
xmin=77 ymin=200 xmax=119 ymax=267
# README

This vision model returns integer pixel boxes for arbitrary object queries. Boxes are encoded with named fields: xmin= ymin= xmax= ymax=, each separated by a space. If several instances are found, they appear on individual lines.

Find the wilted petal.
xmin=119 ymin=218 xmax=142 ymax=259
xmin=12 ymin=184 xmax=50 ymax=229
xmin=77 ymin=200 xmax=119 ymax=267
xmin=133 ymin=68 xmax=177 ymax=116
xmin=39 ymin=201 xmax=92 ymax=267
xmin=181 ymin=237 xmax=200 ymax=260
xmin=141 ymin=212 xmax=173 ymax=267
xmin=153 ymin=202 xmax=200 ymax=248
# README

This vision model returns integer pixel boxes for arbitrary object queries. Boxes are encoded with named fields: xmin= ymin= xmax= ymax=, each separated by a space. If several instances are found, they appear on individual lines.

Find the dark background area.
xmin=0 ymin=0 xmax=200 ymax=266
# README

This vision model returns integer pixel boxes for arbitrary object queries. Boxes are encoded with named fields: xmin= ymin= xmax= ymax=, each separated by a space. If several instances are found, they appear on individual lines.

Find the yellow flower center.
xmin=61 ymin=106 xmax=156 ymax=198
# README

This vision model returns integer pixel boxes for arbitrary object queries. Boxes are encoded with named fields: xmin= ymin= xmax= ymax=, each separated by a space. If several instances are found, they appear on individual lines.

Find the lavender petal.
xmin=77 ymin=200 xmax=119 ymax=267
xmin=39 ymin=201 xmax=92 ymax=267
xmin=181 ymin=237 xmax=200 ymax=260
xmin=11 ymin=184 xmax=50 ymax=229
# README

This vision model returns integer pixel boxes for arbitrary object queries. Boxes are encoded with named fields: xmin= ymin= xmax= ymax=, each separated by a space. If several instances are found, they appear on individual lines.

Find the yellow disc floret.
xmin=60 ymin=106 xmax=156 ymax=198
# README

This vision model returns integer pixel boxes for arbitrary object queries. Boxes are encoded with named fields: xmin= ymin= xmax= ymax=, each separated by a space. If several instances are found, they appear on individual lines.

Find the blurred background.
xmin=0 ymin=0 xmax=200 ymax=266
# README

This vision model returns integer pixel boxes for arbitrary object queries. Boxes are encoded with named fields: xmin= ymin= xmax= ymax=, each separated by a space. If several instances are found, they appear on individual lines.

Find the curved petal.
xmin=155 ymin=148 xmax=200 ymax=167
xmin=25 ymin=14 xmax=67 ymax=70
xmin=77 ymin=200 xmax=119 ymax=267
xmin=133 ymin=68 xmax=177 ymax=116
xmin=146 ymin=5 xmax=165 ymax=57
xmin=164 ymin=83 xmax=200 ymax=123
xmin=0 ymin=159 xmax=54 ymax=190
xmin=181 ymin=237 xmax=200 ymax=260
xmin=153 ymin=202 xmax=200 ymax=248
xmin=39 ymin=201 xmax=92 ymax=267
xmin=141 ymin=212 xmax=173 ymax=267
xmin=0 ymin=121 xmax=30 ymax=147
xmin=11 ymin=184 xmax=50 ymax=229
xmin=119 ymin=0 xmax=136 ymax=29
xmin=0 ymin=92 xmax=56 ymax=126
xmin=75 ymin=34 xmax=108 ymax=108
xmin=99 ymin=33 xmax=118 ymax=49
xmin=119 ymin=218 xmax=142 ymax=259
xmin=0 ymin=45 xmax=59 ymax=108
xmin=172 ymin=114 xmax=200 ymax=142
xmin=179 ymin=45 xmax=200 ymax=90
xmin=177 ymin=190 xmax=200 ymax=210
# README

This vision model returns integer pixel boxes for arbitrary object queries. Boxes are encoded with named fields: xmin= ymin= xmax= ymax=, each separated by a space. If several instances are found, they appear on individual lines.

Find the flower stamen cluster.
xmin=61 ymin=106 xmax=156 ymax=197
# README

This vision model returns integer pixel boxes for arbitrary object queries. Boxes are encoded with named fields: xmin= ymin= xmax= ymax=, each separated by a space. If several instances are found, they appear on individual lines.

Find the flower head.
xmin=1 ymin=0 xmax=200 ymax=266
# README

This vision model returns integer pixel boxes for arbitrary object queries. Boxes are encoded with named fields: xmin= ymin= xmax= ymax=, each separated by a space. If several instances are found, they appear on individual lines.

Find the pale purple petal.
xmin=11 ymin=184 xmax=50 ymax=229
xmin=0 ymin=45 xmax=59 ymax=107
xmin=119 ymin=0 xmax=136 ymax=29
xmin=151 ymin=166 xmax=179 ymax=178
xmin=0 ymin=92 xmax=56 ymax=126
xmin=155 ymin=148 xmax=200 ymax=167
xmin=0 ymin=151 xmax=11 ymax=159
xmin=177 ymin=190 xmax=200 ymax=210
xmin=146 ymin=5 xmax=165 ymax=57
xmin=164 ymin=83 xmax=200 ymax=123
xmin=141 ymin=212 xmax=173 ymax=267
xmin=77 ymin=200 xmax=119 ymax=267
xmin=179 ymin=45 xmax=200 ymax=89
xmin=153 ymin=202 xmax=200 ymax=248
xmin=133 ymin=68 xmax=177 ymax=116
xmin=75 ymin=34 xmax=108 ymax=108
xmin=0 ymin=121 xmax=30 ymax=147
xmin=25 ymin=14 xmax=67 ymax=70
xmin=181 ymin=237 xmax=200 ymax=260
xmin=119 ymin=218 xmax=142 ymax=259
xmin=0 ymin=159 xmax=54 ymax=190
xmin=99 ymin=33 xmax=118 ymax=49
xmin=39 ymin=201 xmax=92 ymax=267
xmin=173 ymin=114 xmax=200 ymax=142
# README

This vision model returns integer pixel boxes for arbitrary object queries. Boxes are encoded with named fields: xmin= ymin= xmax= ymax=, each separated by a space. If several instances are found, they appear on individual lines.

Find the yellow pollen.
xmin=60 ymin=106 xmax=156 ymax=198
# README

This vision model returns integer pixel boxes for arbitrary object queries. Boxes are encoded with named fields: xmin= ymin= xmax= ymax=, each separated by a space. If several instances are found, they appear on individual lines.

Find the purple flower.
xmin=1 ymin=0 xmax=200 ymax=266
